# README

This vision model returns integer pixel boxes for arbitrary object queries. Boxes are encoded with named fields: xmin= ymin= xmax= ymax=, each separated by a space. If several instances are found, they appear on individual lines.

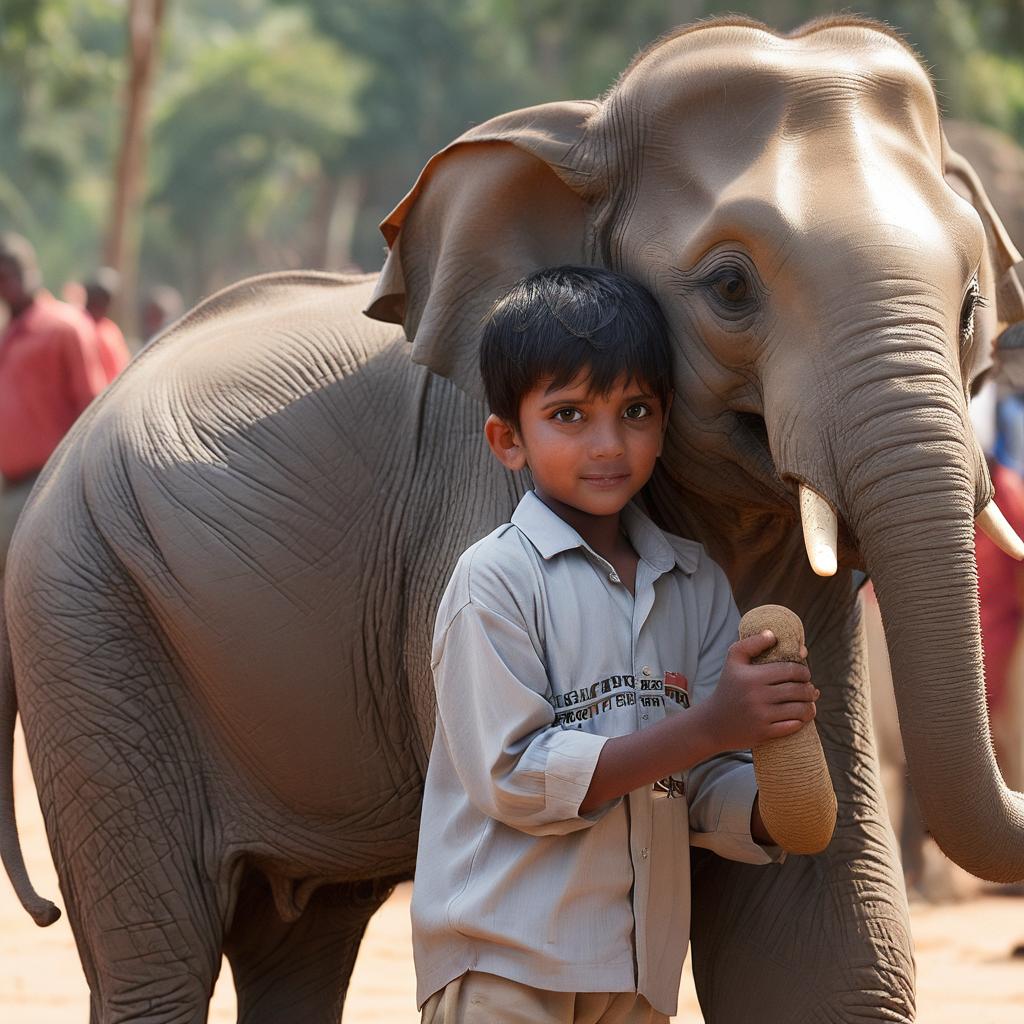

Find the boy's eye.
xmin=553 ymin=407 xmax=582 ymax=423
xmin=624 ymin=403 xmax=652 ymax=420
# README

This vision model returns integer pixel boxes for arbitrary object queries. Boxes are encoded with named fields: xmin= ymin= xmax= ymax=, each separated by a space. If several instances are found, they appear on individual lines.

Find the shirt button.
xmin=642 ymin=714 xmax=649 ymax=721
xmin=641 ymin=848 xmax=649 ymax=860
xmin=608 ymin=572 xmax=620 ymax=583
xmin=642 ymin=666 xmax=652 ymax=677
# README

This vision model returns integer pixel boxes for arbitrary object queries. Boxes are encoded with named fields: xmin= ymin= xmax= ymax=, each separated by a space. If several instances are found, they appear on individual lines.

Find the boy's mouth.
xmin=580 ymin=473 xmax=631 ymax=488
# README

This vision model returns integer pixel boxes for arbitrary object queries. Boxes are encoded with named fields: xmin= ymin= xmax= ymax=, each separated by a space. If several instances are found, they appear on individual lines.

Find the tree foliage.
xmin=1 ymin=0 xmax=1022 ymax=303
xmin=0 ymin=0 xmax=122 ymax=284
xmin=146 ymin=7 xmax=366 ymax=295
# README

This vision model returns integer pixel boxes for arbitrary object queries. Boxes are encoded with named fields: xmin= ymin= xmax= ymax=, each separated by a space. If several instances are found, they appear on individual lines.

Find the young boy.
xmin=411 ymin=266 xmax=818 ymax=1023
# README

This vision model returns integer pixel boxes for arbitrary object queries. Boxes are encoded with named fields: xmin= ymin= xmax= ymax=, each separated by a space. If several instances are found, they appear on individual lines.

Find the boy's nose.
xmin=589 ymin=423 xmax=625 ymax=458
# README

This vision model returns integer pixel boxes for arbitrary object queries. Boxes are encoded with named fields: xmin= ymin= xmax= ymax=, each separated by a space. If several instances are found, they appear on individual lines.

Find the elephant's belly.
xmin=164 ymin=594 xmax=423 ymax=822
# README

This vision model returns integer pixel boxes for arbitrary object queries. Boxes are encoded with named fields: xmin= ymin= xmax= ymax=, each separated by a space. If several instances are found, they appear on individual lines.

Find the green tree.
xmin=0 ymin=0 xmax=122 ymax=286
xmin=3 ymin=0 xmax=1023 ymax=299
xmin=144 ymin=7 xmax=367 ymax=296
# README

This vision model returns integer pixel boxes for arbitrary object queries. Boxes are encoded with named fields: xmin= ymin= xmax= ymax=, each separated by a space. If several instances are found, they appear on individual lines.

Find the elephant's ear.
xmin=943 ymin=140 xmax=1024 ymax=389
xmin=364 ymin=101 xmax=600 ymax=400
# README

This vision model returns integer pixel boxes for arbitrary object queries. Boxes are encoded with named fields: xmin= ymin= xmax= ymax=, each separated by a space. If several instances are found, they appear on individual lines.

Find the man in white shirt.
xmin=413 ymin=266 xmax=819 ymax=1023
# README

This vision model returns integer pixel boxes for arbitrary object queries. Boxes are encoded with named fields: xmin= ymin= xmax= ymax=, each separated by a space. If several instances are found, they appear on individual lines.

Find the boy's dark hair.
xmin=479 ymin=266 xmax=673 ymax=425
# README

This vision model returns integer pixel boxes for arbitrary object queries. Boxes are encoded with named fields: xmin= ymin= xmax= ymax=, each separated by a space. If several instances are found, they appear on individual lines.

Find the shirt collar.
xmin=510 ymin=490 xmax=698 ymax=575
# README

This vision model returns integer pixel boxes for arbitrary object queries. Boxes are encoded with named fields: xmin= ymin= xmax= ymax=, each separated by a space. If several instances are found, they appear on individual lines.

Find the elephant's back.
xmin=12 ymin=271 xmax=452 ymax=835
xmin=56 ymin=270 xmax=426 ymax=600
xmin=122 ymin=270 xmax=407 ymax=427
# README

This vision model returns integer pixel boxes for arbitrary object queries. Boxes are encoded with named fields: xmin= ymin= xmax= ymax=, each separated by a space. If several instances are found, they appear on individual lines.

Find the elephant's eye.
xmin=685 ymin=250 xmax=762 ymax=324
xmin=712 ymin=271 xmax=749 ymax=305
xmin=960 ymin=276 xmax=986 ymax=346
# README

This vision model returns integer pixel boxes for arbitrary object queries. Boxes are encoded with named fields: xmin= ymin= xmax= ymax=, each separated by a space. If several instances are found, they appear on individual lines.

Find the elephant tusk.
xmin=977 ymin=501 xmax=1024 ymax=560
xmin=799 ymin=484 xmax=838 ymax=577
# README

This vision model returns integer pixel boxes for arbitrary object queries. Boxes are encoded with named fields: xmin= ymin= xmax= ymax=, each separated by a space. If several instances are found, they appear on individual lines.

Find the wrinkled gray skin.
xmin=4 ymin=16 xmax=1024 ymax=1024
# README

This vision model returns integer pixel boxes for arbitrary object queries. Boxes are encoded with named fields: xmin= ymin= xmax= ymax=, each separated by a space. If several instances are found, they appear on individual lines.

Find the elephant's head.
xmin=365 ymin=16 xmax=1024 ymax=880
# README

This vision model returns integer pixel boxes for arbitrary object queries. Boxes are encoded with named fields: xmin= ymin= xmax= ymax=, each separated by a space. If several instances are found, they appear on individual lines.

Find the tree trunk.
xmin=105 ymin=0 xmax=166 ymax=340
xmin=322 ymin=174 xmax=366 ymax=272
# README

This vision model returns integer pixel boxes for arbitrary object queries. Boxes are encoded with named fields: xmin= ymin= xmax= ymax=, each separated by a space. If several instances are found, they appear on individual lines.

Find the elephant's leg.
xmin=224 ymin=870 xmax=397 ymax=1024
xmin=15 ymin=572 xmax=224 ymax=1022
xmin=47 ymin=722 xmax=224 ymax=1023
xmin=690 ymin=581 xmax=915 ymax=1022
xmin=41 ymin=728 xmax=224 ymax=1023
xmin=899 ymin=775 xmax=927 ymax=894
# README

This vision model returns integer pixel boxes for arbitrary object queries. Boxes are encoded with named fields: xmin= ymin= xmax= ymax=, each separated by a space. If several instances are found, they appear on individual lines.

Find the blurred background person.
xmin=977 ymin=451 xmax=1024 ymax=789
xmin=61 ymin=280 xmax=87 ymax=308
xmin=84 ymin=267 xmax=131 ymax=380
xmin=995 ymin=386 xmax=1024 ymax=478
xmin=139 ymin=284 xmax=182 ymax=343
xmin=0 ymin=232 xmax=106 ymax=574
xmin=975 ymin=378 xmax=1024 ymax=793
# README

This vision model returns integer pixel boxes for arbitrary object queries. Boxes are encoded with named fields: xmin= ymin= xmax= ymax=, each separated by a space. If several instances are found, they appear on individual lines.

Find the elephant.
xmin=944 ymin=119 xmax=1024 ymax=254
xmin=3 ymin=13 xmax=1024 ymax=1023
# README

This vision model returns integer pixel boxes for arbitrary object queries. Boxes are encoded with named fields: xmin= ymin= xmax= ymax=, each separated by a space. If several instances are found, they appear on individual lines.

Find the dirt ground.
xmin=3 ymin=729 xmax=1024 ymax=1023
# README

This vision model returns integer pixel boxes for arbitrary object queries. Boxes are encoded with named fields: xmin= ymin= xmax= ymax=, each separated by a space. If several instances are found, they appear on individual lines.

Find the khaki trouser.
xmin=0 ymin=473 xmax=38 ymax=576
xmin=421 ymin=972 xmax=670 ymax=1024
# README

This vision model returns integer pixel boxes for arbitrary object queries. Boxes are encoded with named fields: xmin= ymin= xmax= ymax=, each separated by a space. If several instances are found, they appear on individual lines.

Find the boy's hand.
xmin=699 ymin=630 xmax=819 ymax=752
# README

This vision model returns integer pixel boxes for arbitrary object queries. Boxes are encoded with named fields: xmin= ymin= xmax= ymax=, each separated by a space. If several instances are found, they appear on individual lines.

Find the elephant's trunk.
xmin=850 ymin=426 xmax=1024 ymax=881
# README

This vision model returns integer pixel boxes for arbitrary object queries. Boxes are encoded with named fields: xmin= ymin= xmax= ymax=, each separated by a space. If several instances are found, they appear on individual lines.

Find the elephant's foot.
xmin=224 ymin=870 xmax=399 ymax=1024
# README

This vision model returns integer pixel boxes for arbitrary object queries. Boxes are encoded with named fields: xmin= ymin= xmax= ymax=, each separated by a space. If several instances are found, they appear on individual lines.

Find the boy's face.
xmin=486 ymin=372 xmax=671 ymax=519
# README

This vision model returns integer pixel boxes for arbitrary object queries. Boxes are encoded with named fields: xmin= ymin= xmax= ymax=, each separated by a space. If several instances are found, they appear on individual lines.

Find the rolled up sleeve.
xmin=433 ymin=600 xmax=611 ymax=836
xmin=687 ymin=753 xmax=782 ymax=864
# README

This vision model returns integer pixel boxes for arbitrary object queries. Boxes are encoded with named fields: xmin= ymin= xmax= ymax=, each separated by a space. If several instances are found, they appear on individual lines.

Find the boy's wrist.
xmin=580 ymin=701 xmax=727 ymax=813
xmin=682 ymin=700 xmax=727 ymax=764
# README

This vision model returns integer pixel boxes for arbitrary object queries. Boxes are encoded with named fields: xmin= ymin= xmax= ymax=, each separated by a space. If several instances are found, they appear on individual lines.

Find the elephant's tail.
xmin=0 ymin=590 xmax=60 ymax=926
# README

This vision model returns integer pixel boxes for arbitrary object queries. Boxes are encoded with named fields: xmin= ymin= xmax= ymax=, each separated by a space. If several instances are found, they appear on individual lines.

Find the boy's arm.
xmin=578 ymin=630 xmax=814 ymax=815
xmin=433 ymin=598 xmax=612 ymax=837
xmin=577 ymin=692 xmax=727 ymax=813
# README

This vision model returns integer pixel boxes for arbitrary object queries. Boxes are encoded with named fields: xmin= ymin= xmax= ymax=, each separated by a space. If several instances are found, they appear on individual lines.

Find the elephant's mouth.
xmin=734 ymin=410 xmax=864 ymax=575
xmin=734 ymin=411 xmax=781 ymax=489
xmin=735 ymin=411 xmax=771 ymax=456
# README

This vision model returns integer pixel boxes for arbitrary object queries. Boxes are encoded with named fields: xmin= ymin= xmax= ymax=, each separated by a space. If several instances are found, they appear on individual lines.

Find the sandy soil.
xmin=3 ymin=728 xmax=1024 ymax=1023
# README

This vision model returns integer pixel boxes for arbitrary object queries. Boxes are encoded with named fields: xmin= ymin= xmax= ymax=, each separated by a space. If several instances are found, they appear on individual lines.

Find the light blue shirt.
xmin=411 ymin=490 xmax=780 ymax=1015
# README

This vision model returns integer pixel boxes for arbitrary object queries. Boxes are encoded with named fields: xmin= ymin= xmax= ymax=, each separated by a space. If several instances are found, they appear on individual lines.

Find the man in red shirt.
xmin=0 ymin=233 xmax=107 ymax=573
xmin=84 ymin=267 xmax=131 ymax=381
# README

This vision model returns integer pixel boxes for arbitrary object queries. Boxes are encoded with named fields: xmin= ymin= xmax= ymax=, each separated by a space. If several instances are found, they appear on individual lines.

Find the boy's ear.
xmin=485 ymin=414 xmax=528 ymax=472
